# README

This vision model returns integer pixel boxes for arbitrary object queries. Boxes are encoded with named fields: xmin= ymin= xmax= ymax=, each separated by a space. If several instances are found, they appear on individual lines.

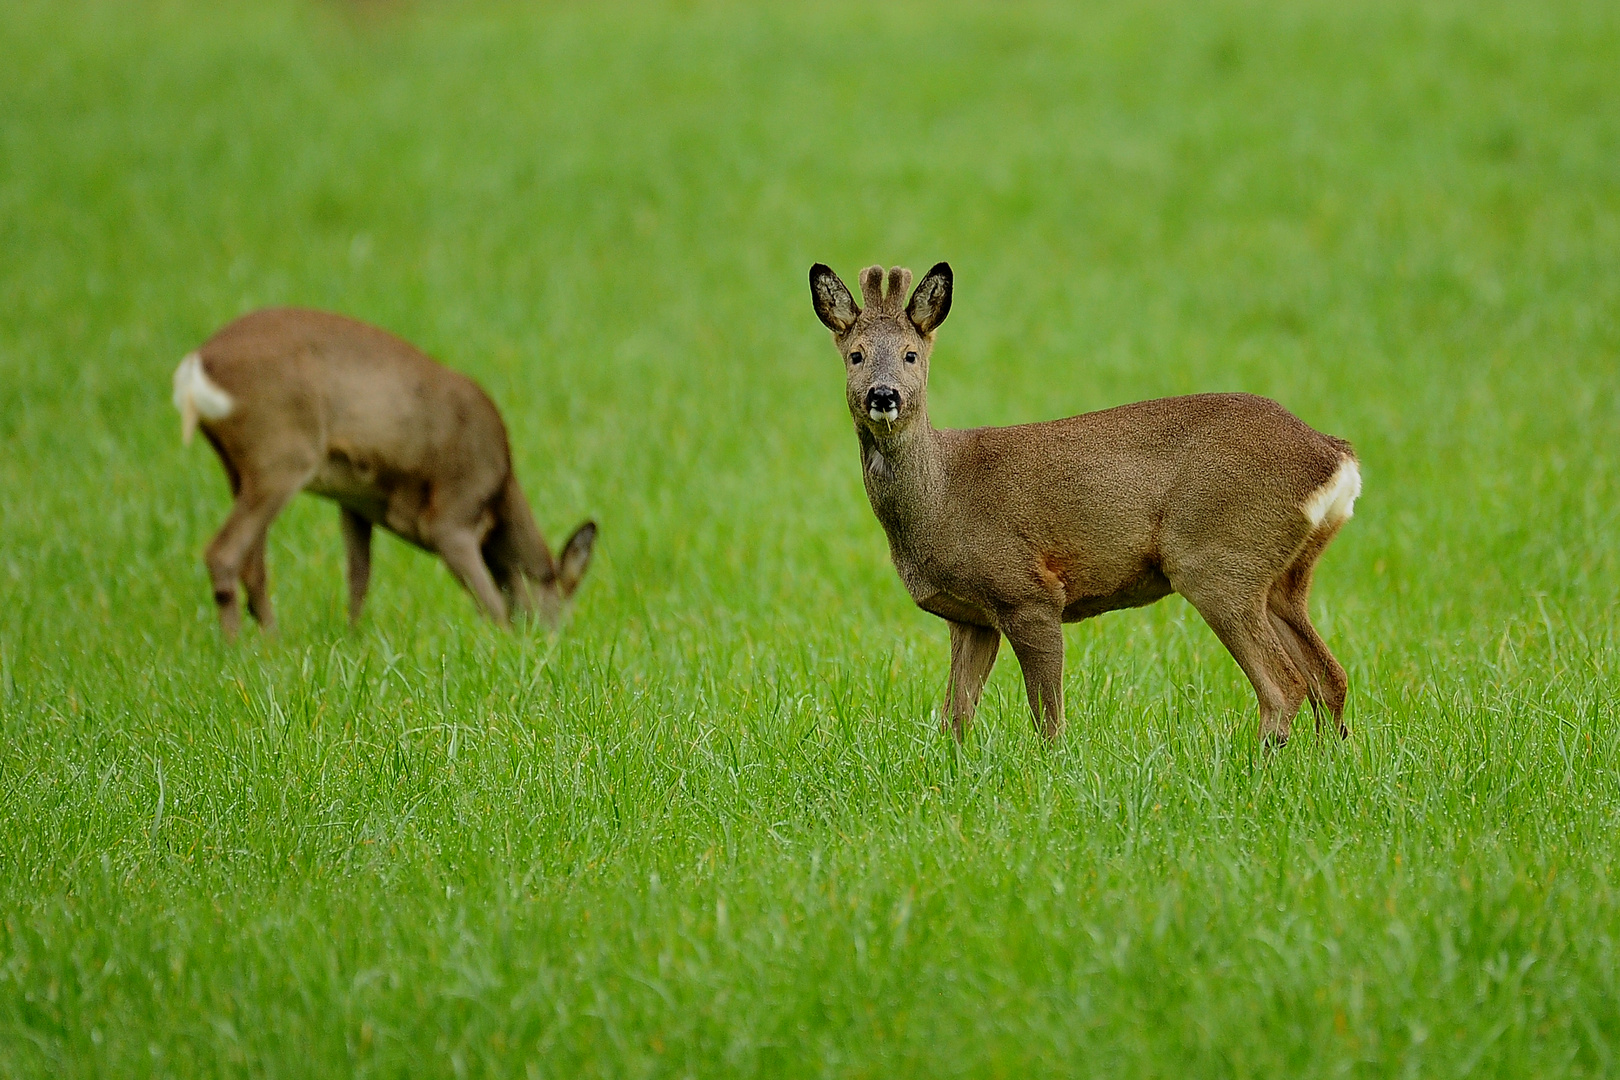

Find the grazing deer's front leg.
xmin=943 ymin=620 xmax=1000 ymax=740
xmin=480 ymin=514 xmax=533 ymax=617
xmin=340 ymin=507 xmax=372 ymax=626
xmin=432 ymin=526 xmax=509 ymax=625
xmin=1000 ymin=608 xmax=1065 ymax=740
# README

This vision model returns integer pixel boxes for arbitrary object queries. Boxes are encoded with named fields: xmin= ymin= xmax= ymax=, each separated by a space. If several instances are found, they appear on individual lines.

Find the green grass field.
xmin=3 ymin=0 xmax=1619 ymax=1074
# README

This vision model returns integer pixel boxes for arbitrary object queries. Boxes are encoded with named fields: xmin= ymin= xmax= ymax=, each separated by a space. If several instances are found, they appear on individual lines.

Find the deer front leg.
xmin=339 ymin=507 xmax=373 ymax=626
xmin=943 ymin=620 xmax=1000 ymax=740
xmin=432 ymin=526 xmax=510 ymax=625
xmin=1001 ymin=607 xmax=1066 ymax=741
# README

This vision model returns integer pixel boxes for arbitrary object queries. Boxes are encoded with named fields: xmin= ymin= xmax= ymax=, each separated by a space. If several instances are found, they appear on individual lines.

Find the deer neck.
xmin=858 ymin=413 xmax=948 ymax=545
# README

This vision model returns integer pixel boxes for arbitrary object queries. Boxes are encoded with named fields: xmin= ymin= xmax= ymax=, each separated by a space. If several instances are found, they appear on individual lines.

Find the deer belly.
xmin=308 ymin=451 xmax=425 ymax=545
xmin=915 ymin=589 xmax=996 ymax=628
xmin=309 ymin=451 xmax=387 ymax=509
xmin=1061 ymin=566 xmax=1173 ymax=621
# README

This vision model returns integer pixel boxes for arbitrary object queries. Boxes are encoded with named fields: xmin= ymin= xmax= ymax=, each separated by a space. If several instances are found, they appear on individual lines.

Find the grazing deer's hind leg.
xmin=1001 ymin=608 xmax=1065 ymax=741
xmin=205 ymin=476 xmax=304 ymax=639
xmin=1266 ymin=549 xmax=1348 ymax=737
xmin=1289 ymin=617 xmax=1347 ymax=737
xmin=241 ymin=533 xmax=273 ymax=631
xmin=340 ymin=508 xmax=373 ymax=626
xmin=1267 ymin=609 xmax=1322 ymax=720
xmin=943 ymin=621 xmax=1000 ymax=740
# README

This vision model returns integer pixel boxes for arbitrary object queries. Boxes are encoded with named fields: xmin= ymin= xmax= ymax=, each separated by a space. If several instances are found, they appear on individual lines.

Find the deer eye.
xmin=905 ymin=351 xmax=918 ymax=364
xmin=849 ymin=351 xmax=863 ymax=365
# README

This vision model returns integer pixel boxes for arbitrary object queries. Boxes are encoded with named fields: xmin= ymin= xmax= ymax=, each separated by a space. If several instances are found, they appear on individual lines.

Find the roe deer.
xmin=172 ymin=308 xmax=596 ymax=637
xmin=809 ymin=262 xmax=1359 ymax=746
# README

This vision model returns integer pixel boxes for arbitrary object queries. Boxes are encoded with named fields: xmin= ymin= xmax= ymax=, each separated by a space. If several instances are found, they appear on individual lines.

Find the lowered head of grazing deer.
xmin=810 ymin=261 xmax=1360 ymax=747
xmin=172 ymin=308 xmax=596 ymax=637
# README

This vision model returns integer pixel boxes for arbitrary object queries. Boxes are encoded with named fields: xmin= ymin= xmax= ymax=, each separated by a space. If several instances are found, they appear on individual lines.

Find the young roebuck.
xmin=173 ymin=308 xmax=595 ymax=636
xmin=809 ymin=262 xmax=1360 ymax=745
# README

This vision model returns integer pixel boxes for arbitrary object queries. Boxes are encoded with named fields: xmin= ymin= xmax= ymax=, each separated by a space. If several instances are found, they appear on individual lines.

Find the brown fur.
xmin=177 ymin=308 xmax=595 ymax=636
xmin=810 ymin=262 xmax=1357 ymax=746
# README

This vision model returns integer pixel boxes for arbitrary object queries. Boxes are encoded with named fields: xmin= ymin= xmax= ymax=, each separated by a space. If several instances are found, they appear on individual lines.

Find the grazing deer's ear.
xmin=559 ymin=520 xmax=596 ymax=595
xmin=810 ymin=264 xmax=860 ymax=333
xmin=907 ymin=262 xmax=953 ymax=334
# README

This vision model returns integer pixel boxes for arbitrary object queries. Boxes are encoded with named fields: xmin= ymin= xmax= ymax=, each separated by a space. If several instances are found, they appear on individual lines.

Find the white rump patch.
xmin=1301 ymin=457 xmax=1361 ymax=529
xmin=171 ymin=352 xmax=234 ymax=445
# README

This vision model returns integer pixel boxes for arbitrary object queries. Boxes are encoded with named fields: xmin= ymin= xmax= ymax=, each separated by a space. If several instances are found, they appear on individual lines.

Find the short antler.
xmin=858 ymin=266 xmax=887 ymax=311
xmin=885 ymin=266 xmax=913 ymax=311
xmin=858 ymin=265 xmax=914 ymax=315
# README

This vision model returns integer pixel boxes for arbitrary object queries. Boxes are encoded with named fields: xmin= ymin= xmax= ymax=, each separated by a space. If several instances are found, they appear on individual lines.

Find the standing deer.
xmin=809 ymin=262 xmax=1360 ymax=746
xmin=172 ymin=308 xmax=596 ymax=637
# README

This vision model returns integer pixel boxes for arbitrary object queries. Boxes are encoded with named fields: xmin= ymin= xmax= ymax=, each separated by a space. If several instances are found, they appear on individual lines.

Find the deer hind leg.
xmin=339 ymin=508 xmax=373 ymax=626
xmin=1000 ymin=608 xmax=1065 ymax=741
xmin=241 ymin=533 xmax=273 ymax=631
xmin=943 ymin=620 xmax=1001 ymax=741
xmin=205 ymin=477 xmax=304 ymax=639
xmin=1266 ymin=531 xmax=1349 ymax=737
xmin=1182 ymin=584 xmax=1309 ymax=748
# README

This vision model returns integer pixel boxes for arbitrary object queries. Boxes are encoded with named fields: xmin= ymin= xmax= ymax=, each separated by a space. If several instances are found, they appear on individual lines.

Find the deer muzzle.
xmin=865 ymin=386 xmax=901 ymax=422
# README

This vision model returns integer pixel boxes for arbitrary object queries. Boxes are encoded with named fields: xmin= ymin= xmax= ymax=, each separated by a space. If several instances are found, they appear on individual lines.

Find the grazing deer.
xmin=809 ymin=262 xmax=1360 ymax=746
xmin=172 ymin=308 xmax=596 ymax=637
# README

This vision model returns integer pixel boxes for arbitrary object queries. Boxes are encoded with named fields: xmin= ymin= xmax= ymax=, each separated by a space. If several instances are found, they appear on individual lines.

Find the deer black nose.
xmin=866 ymin=386 xmax=901 ymax=420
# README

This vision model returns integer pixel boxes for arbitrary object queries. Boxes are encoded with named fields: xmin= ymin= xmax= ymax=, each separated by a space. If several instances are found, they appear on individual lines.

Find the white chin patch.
xmin=868 ymin=407 xmax=899 ymax=422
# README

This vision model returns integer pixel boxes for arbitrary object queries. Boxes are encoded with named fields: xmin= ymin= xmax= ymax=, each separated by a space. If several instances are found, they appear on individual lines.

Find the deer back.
xmin=188 ymin=309 xmax=512 ymax=491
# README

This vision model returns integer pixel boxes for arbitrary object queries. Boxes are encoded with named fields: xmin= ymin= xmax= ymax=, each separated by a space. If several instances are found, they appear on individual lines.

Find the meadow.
xmin=2 ymin=0 xmax=1619 ymax=1074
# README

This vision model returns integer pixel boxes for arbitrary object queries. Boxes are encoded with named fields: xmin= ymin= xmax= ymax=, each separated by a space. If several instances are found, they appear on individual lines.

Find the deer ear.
xmin=907 ymin=262 xmax=952 ymax=335
xmin=809 ymin=264 xmax=860 ymax=334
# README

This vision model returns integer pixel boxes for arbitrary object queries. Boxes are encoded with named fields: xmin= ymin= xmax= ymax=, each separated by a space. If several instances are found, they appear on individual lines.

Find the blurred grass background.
xmin=2 ymin=0 xmax=1619 ymax=1075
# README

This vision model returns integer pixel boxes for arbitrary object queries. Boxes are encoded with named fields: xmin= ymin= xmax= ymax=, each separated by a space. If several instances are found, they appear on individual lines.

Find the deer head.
xmin=810 ymin=262 xmax=953 ymax=438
